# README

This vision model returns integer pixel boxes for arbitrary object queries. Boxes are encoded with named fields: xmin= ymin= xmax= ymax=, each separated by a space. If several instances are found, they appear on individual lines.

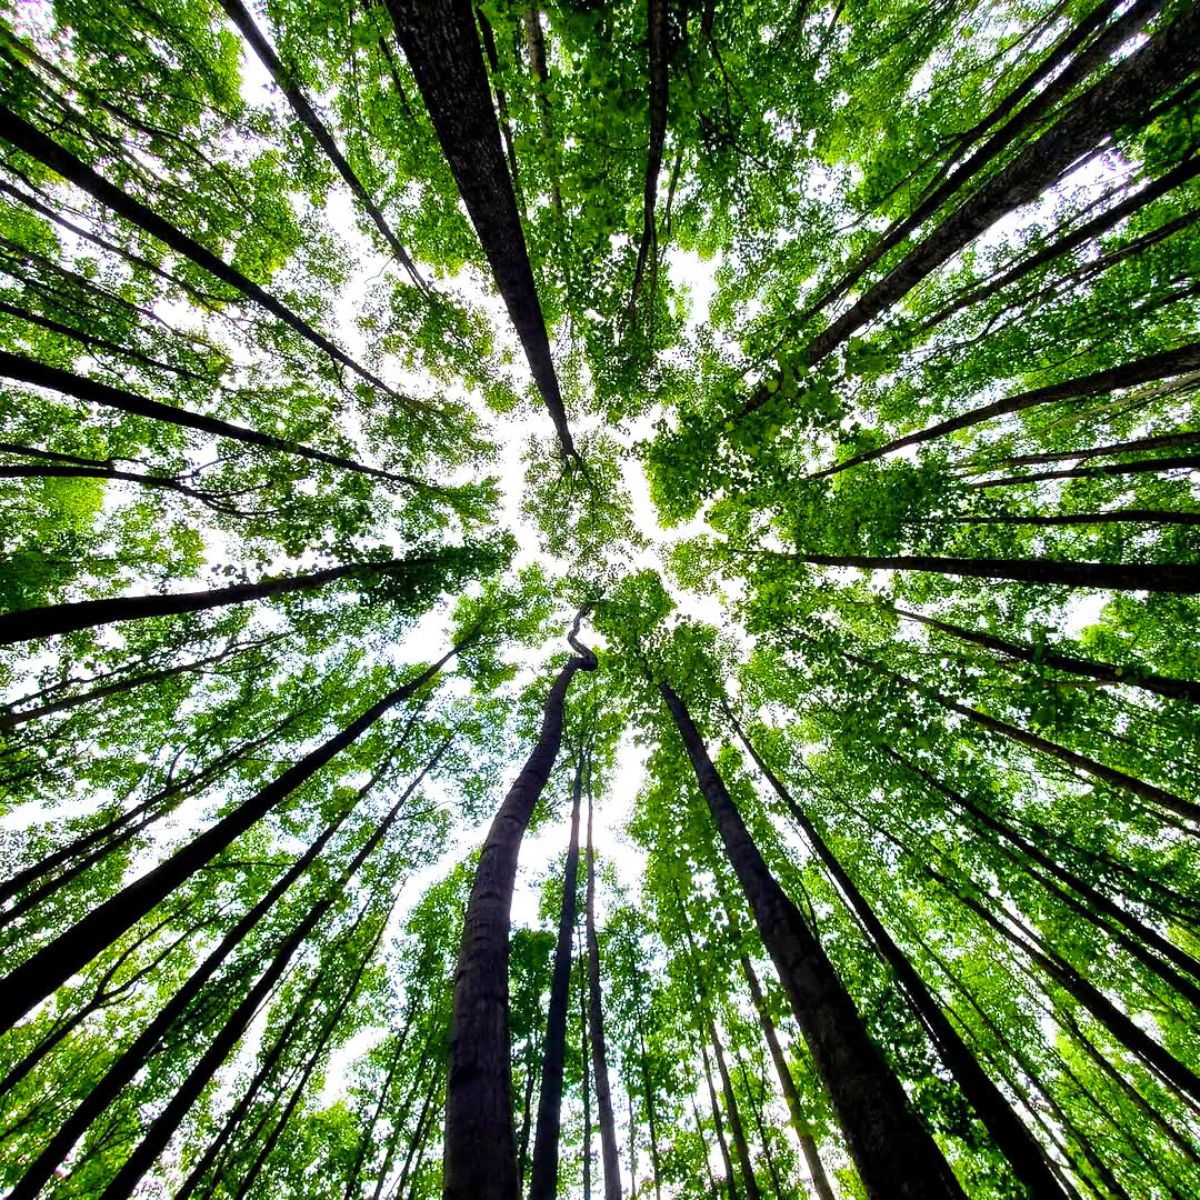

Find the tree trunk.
xmin=700 ymin=1036 xmax=741 ymax=1200
xmin=384 ymin=0 xmax=576 ymax=458
xmin=580 ymin=929 xmax=593 ymax=1200
xmin=0 ymin=645 xmax=461 ymax=1036
xmin=638 ymin=1023 xmax=663 ymax=1200
xmin=710 ymin=1022 xmax=763 ymax=1200
xmin=0 ymin=553 xmax=435 ymax=646
xmin=585 ymin=763 xmax=623 ymax=1200
xmin=527 ymin=752 xmax=584 ymax=1200
xmin=728 ymin=711 xmax=1069 ymax=1200
xmin=628 ymin=0 xmax=668 ymax=314
xmin=808 ymin=341 xmax=1200 ymax=479
xmin=0 ymin=351 xmax=433 ymax=488
xmin=0 ymin=106 xmax=415 ymax=406
xmin=968 ymin=452 xmax=1200 ymax=490
xmin=216 ymin=0 xmax=426 ymax=289
xmin=891 ymin=605 xmax=1200 ymax=705
xmin=442 ymin=611 xmax=596 ymax=1200
xmin=799 ymin=1 xmax=1200 ymax=367
xmin=945 ymin=509 xmax=1200 ymax=527
xmin=659 ymin=680 xmax=965 ymax=1200
xmin=738 ymin=953 xmax=837 ymax=1200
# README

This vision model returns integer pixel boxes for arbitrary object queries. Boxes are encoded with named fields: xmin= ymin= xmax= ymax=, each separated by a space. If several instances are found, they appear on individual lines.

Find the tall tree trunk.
xmin=0 ymin=107 xmax=416 ymax=406
xmin=339 ymin=1028 xmax=413 ymax=1200
xmin=0 ymin=645 xmax=461 ymax=1036
xmin=943 ymin=508 xmax=1200 ymax=528
xmin=384 ymin=0 xmax=576 ymax=458
xmin=737 ymin=952 xmax=837 ymax=1200
xmin=527 ymin=752 xmax=584 ymax=1200
xmin=580 ymin=929 xmax=593 ymax=1200
xmin=628 ymin=0 xmax=668 ymax=314
xmin=442 ymin=611 xmax=596 ymax=1200
xmin=728 ymin=711 xmax=1069 ymax=1199
xmin=0 ymin=552 xmax=438 ymax=645
xmin=659 ymin=679 xmax=965 ymax=1200
xmin=890 ymin=606 xmax=1200 ymax=705
xmin=0 ymin=351 xmax=434 ymax=488
xmin=585 ymin=759 xmax=623 ymax=1200
xmin=216 ymin=0 xmax=426 ymax=289
xmin=710 ymin=1022 xmax=763 ymax=1200
xmin=808 ymin=341 xmax=1200 ymax=479
xmin=968 ymin=452 xmax=1200 ymax=490
xmin=700 ymin=1036 xmax=741 ymax=1200
xmin=797 ymin=2 xmax=1200 ymax=368
xmin=637 ymin=1023 xmax=663 ymax=1200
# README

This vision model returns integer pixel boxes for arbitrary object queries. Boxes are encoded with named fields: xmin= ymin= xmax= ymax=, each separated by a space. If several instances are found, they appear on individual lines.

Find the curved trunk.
xmin=729 ymin=712 xmax=1069 ymax=1200
xmin=0 ymin=646 xmax=459 ymax=1035
xmin=0 ymin=351 xmax=432 ymax=488
xmin=527 ymin=754 xmax=584 ymax=1200
xmin=585 ymin=767 xmax=623 ymax=1200
xmin=660 ymin=681 xmax=965 ymax=1200
xmin=384 ymin=0 xmax=575 ymax=458
xmin=442 ymin=612 xmax=596 ymax=1200
xmin=0 ymin=106 xmax=416 ymax=407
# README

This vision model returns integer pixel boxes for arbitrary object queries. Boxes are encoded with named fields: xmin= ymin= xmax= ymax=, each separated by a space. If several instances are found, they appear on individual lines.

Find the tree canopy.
xmin=1 ymin=0 xmax=1198 ymax=1198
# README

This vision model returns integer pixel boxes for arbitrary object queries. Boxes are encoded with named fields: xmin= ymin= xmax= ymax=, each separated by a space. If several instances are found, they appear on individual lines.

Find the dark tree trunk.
xmin=808 ymin=341 xmax=1200 ymax=479
xmin=728 ymin=712 xmax=1069 ymax=1200
xmin=975 ymin=427 xmax=1200 ymax=469
xmin=585 ymin=765 xmax=623 ymax=1200
xmin=738 ymin=953 xmax=837 ymax=1200
xmin=891 ymin=606 xmax=1200 ymax=705
xmin=384 ymin=0 xmax=576 ymax=458
xmin=945 ymin=509 xmax=1200 ymax=528
xmin=216 ymin=0 xmax=426 ymax=289
xmin=638 ymin=1023 xmax=663 ymax=1200
xmin=0 ymin=351 xmax=432 ymax=488
xmin=0 ymin=646 xmax=460 ymax=1036
xmin=659 ymin=680 xmax=965 ymax=1200
xmin=791 ymin=550 xmax=1200 ymax=596
xmin=0 ymin=106 xmax=414 ymax=405
xmin=442 ymin=612 xmax=596 ymax=1200
xmin=339 ymin=1028 xmax=412 ymax=1200
xmin=580 ymin=930 xmax=593 ymax=1200
xmin=700 ymin=1037 xmax=741 ymax=1200
xmin=527 ymin=753 xmax=584 ymax=1200
xmin=968 ymin=452 xmax=1200 ymax=490
xmin=0 ymin=553 xmax=433 ymax=646
xmin=798 ymin=2 xmax=1200 ymax=367
xmin=710 ymin=1023 xmax=763 ymax=1200
xmin=629 ymin=0 xmax=668 ymax=314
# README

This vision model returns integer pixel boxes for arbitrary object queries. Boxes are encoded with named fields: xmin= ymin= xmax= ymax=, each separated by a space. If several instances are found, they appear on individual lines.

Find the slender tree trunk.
xmin=216 ymin=0 xmax=425 ymax=289
xmin=701 ymin=1036 xmax=741 ymax=1200
xmin=638 ymin=1023 xmax=663 ymax=1200
xmin=660 ymin=680 xmax=965 ymax=1200
xmin=581 ymin=930 xmax=593 ymax=1200
xmin=0 ymin=351 xmax=430 ymax=487
xmin=629 ymin=0 xmax=668 ymax=313
xmin=969 ymin=426 xmax=1200 ymax=470
xmin=739 ymin=1055 xmax=788 ymax=1200
xmin=728 ymin=711 xmax=1068 ymax=1199
xmin=969 ymin=452 xmax=1200 ymax=490
xmin=692 ymin=1098 xmax=725 ymax=1199
xmin=0 ymin=645 xmax=460 ymax=1036
xmin=807 ymin=341 xmax=1200 ymax=479
xmin=0 ymin=107 xmax=423 ymax=405
xmin=340 ymin=1029 xmax=413 ymax=1200
xmin=0 ymin=553 xmax=435 ymax=645
xmin=891 ymin=606 xmax=1200 ymax=705
xmin=798 ymin=2 xmax=1200 ymax=368
xmin=787 ymin=549 xmax=1200 ymax=596
xmin=627 ymin=1091 xmax=638 ymax=1200
xmin=586 ymin=761 xmax=623 ymax=1200
xmin=442 ymin=612 xmax=596 ymax=1200
xmin=738 ymin=953 xmax=837 ymax=1200
xmin=384 ymin=0 xmax=576 ymax=458
xmin=710 ymin=1023 xmax=763 ymax=1200
xmin=942 ymin=508 xmax=1200 ymax=528
xmin=527 ymin=752 xmax=584 ymax=1200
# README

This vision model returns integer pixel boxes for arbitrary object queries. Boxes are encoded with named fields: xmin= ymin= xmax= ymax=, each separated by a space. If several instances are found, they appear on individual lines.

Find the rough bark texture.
xmin=442 ymin=615 xmax=596 ymax=1200
xmin=0 ymin=106 xmax=412 ymax=404
xmin=586 ymin=772 xmax=623 ymax=1200
xmin=527 ymin=754 xmax=584 ymax=1200
xmin=810 ymin=341 xmax=1200 ymax=478
xmin=0 ymin=645 xmax=459 ymax=1035
xmin=730 ymin=714 xmax=1069 ymax=1200
xmin=659 ymin=680 xmax=966 ymax=1200
xmin=385 ymin=0 xmax=576 ymax=458
xmin=0 ymin=350 xmax=429 ymax=487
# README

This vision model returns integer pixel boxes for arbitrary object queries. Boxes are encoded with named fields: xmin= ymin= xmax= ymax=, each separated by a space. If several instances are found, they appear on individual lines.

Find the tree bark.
xmin=0 ymin=106 xmax=416 ymax=407
xmin=628 ymin=0 xmax=668 ymax=314
xmin=580 ymin=929 xmax=593 ymax=1200
xmin=659 ymin=679 xmax=965 ymax=1200
xmin=527 ymin=752 xmax=584 ymax=1200
xmin=968 ymin=452 xmax=1200 ymax=490
xmin=0 ymin=350 xmax=431 ymax=488
xmin=944 ymin=509 xmax=1200 ymax=527
xmin=808 ymin=341 xmax=1200 ymax=479
xmin=891 ymin=605 xmax=1200 ymax=705
xmin=0 ymin=644 xmax=461 ymax=1036
xmin=585 ymin=762 xmax=623 ymax=1200
xmin=700 ymin=1036 xmax=741 ymax=1200
xmin=710 ymin=1022 xmax=763 ymax=1200
xmin=728 ymin=711 xmax=1069 ymax=1200
xmin=384 ymin=0 xmax=576 ymax=458
xmin=442 ymin=611 xmax=596 ymax=1200
xmin=0 ymin=553 xmax=434 ymax=646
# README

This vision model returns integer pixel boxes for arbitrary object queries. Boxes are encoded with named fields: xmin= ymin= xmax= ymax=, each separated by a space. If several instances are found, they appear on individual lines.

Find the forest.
xmin=0 ymin=0 xmax=1197 ymax=1197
